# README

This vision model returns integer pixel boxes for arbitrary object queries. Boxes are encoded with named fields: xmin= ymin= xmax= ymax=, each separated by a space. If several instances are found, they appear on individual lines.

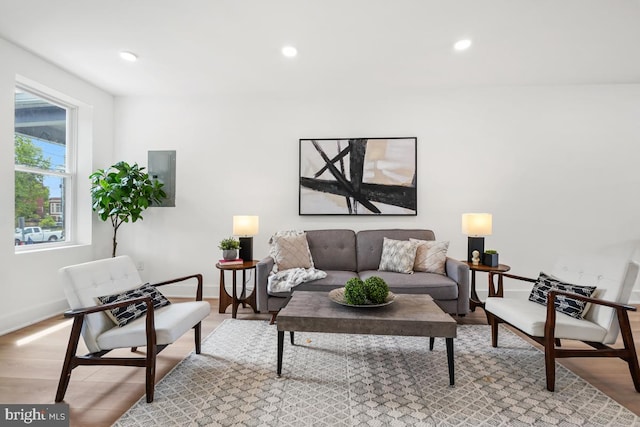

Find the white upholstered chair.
xmin=55 ymin=255 xmax=210 ymax=403
xmin=485 ymin=255 xmax=640 ymax=392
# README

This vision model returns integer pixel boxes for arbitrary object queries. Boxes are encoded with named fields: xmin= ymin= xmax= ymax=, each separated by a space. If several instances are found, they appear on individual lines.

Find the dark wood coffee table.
xmin=276 ymin=291 xmax=457 ymax=385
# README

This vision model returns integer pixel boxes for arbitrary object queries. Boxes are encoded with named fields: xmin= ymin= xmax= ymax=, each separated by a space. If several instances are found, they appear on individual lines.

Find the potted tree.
xmin=90 ymin=161 xmax=166 ymax=257
xmin=218 ymin=237 xmax=241 ymax=260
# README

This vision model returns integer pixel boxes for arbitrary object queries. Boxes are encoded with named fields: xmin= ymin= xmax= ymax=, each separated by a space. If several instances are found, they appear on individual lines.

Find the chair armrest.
xmin=153 ymin=273 xmax=204 ymax=301
xmin=549 ymin=290 xmax=637 ymax=312
xmin=544 ymin=290 xmax=637 ymax=345
xmin=64 ymin=296 xmax=155 ymax=317
xmin=256 ymin=257 xmax=275 ymax=313
xmin=445 ymin=258 xmax=470 ymax=314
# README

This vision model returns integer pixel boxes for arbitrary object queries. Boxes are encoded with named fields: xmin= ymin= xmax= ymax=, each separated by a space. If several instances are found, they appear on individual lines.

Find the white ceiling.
xmin=1 ymin=0 xmax=639 ymax=97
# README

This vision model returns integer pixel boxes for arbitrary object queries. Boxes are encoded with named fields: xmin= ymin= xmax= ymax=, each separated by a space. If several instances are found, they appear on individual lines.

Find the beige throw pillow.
xmin=378 ymin=237 xmax=418 ymax=274
xmin=271 ymin=233 xmax=314 ymax=271
xmin=411 ymin=238 xmax=449 ymax=275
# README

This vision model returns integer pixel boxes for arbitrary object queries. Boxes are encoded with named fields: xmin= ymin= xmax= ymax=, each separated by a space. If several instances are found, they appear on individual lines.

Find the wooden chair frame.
xmin=487 ymin=272 xmax=640 ymax=392
xmin=55 ymin=274 xmax=204 ymax=403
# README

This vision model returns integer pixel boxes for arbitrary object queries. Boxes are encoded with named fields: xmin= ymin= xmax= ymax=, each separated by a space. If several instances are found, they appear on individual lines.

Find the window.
xmin=14 ymin=86 xmax=75 ymax=248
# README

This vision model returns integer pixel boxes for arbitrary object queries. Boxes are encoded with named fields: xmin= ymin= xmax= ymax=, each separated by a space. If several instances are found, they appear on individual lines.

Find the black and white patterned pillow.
xmin=97 ymin=283 xmax=171 ymax=327
xmin=528 ymin=272 xmax=596 ymax=319
xmin=378 ymin=237 xmax=418 ymax=274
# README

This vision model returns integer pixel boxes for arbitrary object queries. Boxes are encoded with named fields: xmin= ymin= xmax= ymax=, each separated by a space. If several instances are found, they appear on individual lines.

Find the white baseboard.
xmin=0 ymin=298 xmax=69 ymax=336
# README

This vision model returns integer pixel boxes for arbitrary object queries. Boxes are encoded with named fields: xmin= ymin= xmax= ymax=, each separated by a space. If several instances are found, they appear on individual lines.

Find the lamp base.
xmin=238 ymin=237 xmax=253 ymax=261
xmin=467 ymin=237 xmax=485 ymax=262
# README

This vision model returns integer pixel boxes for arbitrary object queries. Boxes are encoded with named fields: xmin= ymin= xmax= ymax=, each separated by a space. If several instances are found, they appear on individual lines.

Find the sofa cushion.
xmin=306 ymin=229 xmax=357 ymax=271
xmin=359 ymin=270 xmax=458 ymax=300
xmin=528 ymin=272 xmax=597 ymax=319
xmin=378 ymin=237 xmax=419 ymax=274
xmin=357 ymin=229 xmax=436 ymax=271
xmin=272 ymin=233 xmax=314 ymax=271
xmin=297 ymin=270 xmax=360 ymax=292
xmin=411 ymin=239 xmax=449 ymax=275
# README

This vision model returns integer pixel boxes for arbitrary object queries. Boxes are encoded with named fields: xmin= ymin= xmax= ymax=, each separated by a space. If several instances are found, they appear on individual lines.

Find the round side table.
xmin=462 ymin=261 xmax=511 ymax=312
xmin=216 ymin=260 xmax=259 ymax=318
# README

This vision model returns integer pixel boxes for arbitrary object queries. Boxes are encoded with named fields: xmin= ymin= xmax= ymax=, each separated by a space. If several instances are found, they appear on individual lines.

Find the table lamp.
xmin=461 ymin=213 xmax=492 ymax=263
xmin=233 ymin=215 xmax=259 ymax=261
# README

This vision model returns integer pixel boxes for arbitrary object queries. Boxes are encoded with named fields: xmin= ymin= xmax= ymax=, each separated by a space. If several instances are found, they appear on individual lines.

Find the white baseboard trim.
xmin=0 ymin=298 xmax=69 ymax=336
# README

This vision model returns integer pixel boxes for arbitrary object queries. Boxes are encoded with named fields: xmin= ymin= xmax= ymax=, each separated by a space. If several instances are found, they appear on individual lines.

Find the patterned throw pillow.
xmin=271 ymin=233 xmax=314 ymax=271
xmin=528 ymin=272 xmax=596 ymax=319
xmin=410 ymin=239 xmax=449 ymax=275
xmin=97 ymin=283 xmax=171 ymax=327
xmin=378 ymin=237 xmax=418 ymax=274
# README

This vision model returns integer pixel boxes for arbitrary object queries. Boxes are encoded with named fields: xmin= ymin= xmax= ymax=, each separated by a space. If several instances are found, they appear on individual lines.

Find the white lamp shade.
xmin=233 ymin=215 xmax=259 ymax=236
xmin=461 ymin=213 xmax=492 ymax=236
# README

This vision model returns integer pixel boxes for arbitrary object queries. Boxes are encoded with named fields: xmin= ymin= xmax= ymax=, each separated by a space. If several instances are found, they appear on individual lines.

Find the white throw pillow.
xmin=411 ymin=239 xmax=449 ymax=275
xmin=378 ymin=237 xmax=418 ymax=274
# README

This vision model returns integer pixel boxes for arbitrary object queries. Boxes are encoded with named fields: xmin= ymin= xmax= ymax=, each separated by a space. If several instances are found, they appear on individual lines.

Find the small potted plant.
xmin=483 ymin=249 xmax=499 ymax=267
xmin=219 ymin=237 xmax=241 ymax=260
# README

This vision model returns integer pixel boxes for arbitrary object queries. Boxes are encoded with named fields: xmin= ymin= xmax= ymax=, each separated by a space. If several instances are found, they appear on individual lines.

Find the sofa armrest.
xmin=256 ymin=257 xmax=275 ymax=313
xmin=445 ymin=257 xmax=470 ymax=314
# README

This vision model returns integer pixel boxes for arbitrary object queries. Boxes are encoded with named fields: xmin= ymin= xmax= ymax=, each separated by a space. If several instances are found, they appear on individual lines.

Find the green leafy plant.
xmin=344 ymin=277 xmax=367 ymax=305
xmin=90 ymin=161 xmax=166 ymax=257
xmin=218 ymin=237 xmax=241 ymax=250
xmin=485 ymin=249 xmax=498 ymax=254
xmin=363 ymin=276 xmax=389 ymax=304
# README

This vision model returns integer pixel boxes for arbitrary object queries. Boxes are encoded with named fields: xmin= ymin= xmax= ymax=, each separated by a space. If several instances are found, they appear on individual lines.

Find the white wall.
xmin=113 ymin=85 xmax=640 ymax=301
xmin=0 ymin=38 xmax=114 ymax=334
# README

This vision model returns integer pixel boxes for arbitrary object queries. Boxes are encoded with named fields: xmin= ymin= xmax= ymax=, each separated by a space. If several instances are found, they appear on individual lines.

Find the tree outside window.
xmin=14 ymin=87 xmax=71 ymax=246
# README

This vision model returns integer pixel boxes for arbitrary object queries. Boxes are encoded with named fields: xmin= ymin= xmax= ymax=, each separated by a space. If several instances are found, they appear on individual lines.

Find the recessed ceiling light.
xmin=453 ymin=39 xmax=472 ymax=51
xmin=119 ymin=51 xmax=138 ymax=62
xmin=281 ymin=46 xmax=298 ymax=58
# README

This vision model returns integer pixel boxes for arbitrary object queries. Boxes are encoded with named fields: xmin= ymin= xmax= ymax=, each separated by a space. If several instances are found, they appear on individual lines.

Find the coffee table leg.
xmin=277 ymin=330 xmax=284 ymax=377
xmin=429 ymin=337 xmax=434 ymax=351
xmin=290 ymin=331 xmax=294 ymax=345
xmin=446 ymin=337 xmax=454 ymax=386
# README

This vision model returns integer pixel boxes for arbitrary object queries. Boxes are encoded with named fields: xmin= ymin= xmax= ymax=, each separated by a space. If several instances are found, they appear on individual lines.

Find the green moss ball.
xmin=344 ymin=278 xmax=366 ymax=305
xmin=363 ymin=276 xmax=389 ymax=304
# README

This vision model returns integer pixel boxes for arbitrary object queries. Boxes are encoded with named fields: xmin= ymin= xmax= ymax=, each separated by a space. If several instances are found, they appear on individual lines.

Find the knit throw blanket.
xmin=267 ymin=268 xmax=327 ymax=294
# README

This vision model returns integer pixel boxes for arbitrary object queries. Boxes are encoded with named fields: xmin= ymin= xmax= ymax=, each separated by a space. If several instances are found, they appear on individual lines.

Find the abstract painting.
xmin=299 ymin=137 xmax=417 ymax=215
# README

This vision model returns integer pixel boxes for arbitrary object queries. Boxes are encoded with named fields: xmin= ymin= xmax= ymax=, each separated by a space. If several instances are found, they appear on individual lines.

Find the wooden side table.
xmin=463 ymin=261 xmax=511 ymax=312
xmin=216 ymin=260 xmax=259 ymax=318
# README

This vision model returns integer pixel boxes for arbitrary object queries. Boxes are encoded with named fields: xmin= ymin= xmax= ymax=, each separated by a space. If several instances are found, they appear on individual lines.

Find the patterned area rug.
xmin=115 ymin=320 xmax=638 ymax=426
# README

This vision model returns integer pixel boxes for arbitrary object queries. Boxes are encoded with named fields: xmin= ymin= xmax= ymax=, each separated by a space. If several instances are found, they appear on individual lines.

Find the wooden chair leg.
xmin=194 ymin=322 xmax=202 ymax=354
xmin=544 ymin=327 xmax=556 ymax=392
xmin=55 ymin=316 xmax=84 ymax=402
xmin=617 ymin=309 xmax=640 ymax=392
xmin=269 ymin=312 xmax=278 ymax=325
xmin=487 ymin=313 xmax=499 ymax=348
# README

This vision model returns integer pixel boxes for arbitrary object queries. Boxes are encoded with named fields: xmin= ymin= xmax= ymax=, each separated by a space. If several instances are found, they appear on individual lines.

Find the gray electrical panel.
xmin=148 ymin=150 xmax=176 ymax=207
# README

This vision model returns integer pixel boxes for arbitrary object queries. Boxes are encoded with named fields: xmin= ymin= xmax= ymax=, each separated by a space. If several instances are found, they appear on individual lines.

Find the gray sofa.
xmin=256 ymin=229 xmax=470 ymax=319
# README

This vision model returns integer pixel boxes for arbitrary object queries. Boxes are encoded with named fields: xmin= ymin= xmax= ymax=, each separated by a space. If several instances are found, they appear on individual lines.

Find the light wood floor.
xmin=1 ymin=299 xmax=639 ymax=426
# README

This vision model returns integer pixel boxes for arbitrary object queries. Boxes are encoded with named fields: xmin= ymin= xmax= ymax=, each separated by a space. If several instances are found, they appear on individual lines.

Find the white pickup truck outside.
xmin=14 ymin=226 xmax=64 ymax=245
